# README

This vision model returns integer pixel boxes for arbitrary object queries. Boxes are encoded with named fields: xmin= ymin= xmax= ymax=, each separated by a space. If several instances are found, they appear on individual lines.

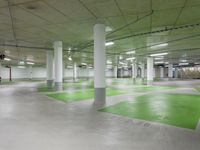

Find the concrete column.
xmin=53 ymin=41 xmax=63 ymax=91
xmin=46 ymin=50 xmax=54 ymax=86
xmin=94 ymin=24 xmax=106 ymax=105
xmin=141 ymin=63 xmax=145 ymax=79
xmin=63 ymin=64 xmax=65 ymax=81
xmin=147 ymin=57 xmax=154 ymax=85
xmin=132 ymin=60 xmax=136 ymax=83
xmin=73 ymin=62 xmax=77 ymax=81
xmin=160 ymin=67 xmax=164 ymax=78
xmin=114 ymin=66 xmax=118 ymax=78
xmin=28 ymin=65 xmax=33 ymax=80
xmin=168 ymin=64 xmax=173 ymax=79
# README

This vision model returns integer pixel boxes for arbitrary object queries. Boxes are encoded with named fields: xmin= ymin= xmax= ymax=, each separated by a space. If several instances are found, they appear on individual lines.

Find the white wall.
xmin=0 ymin=65 xmax=116 ymax=80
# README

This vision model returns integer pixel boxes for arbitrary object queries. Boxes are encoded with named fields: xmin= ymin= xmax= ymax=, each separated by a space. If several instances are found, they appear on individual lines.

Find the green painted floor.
xmin=132 ymin=85 xmax=176 ymax=92
xmin=99 ymin=93 xmax=200 ymax=129
xmin=48 ymin=88 xmax=125 ymax=102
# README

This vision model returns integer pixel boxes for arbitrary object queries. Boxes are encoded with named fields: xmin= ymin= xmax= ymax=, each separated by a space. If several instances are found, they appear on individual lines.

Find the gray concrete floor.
xmin=0 ymin=80 xmax=200 ymax=150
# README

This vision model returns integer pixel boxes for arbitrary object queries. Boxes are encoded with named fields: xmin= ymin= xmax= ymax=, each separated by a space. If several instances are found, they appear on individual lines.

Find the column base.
xmin=55 ymin=82 xmax=63 ymax=91
xmin=94 ymin=88 xmax=106 ymax=106
xmin=147 ymin=80 xmax=153 ymax=85
xmin=47 ymin=80 xmax=53 ymax=87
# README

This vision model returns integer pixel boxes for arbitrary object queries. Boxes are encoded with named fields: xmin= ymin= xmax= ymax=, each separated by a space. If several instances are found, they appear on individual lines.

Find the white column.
xmin=28 ymin=65 xmax=33 ymax=80
xmin=132 ymin=60 xmax=137 ymax=82
xmin=168 ymin=64 xmax=173 ymax=78
xmin=46 ymin=50 xmax=54 ymax=86
xmin=73 ymin=62 xmax=77 ymax=81
xmin=147 ymin=57 xmax=154 ymax=85
xmin=160 ymin=67 xmax=164 ymax=78
xmin=63 ymin=63 xmax=65 ymax=81
xmin=53 ymin=41 xmax=63 ymax=90
xmin=141 ymin=62 xmax=145 ymax=79
xmin=94 ymin=24 xmax=106 ymax=105
xmin=114 ymin=66 xmax=118 ymax=78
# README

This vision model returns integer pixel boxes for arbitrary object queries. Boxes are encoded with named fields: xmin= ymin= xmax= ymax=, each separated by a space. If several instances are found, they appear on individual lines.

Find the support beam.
xmin=53 ymin=41 xmax=63 ymax=91
xmin=114 ymin=66 xmax=118 ymax=78
xmin=94 ymin=24 xmax=106 ymax=105
xmin=46 ymin=50 xmax=54 ymax=87
xmin=147 ymin=57 xmax=154 ymax=85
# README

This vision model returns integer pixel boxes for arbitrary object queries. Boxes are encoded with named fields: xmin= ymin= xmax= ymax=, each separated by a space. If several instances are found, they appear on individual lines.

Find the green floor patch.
xmin=132 ymin=85 xmax=176 ymax=92
xmin=99 ymin=94 xmax=200 ymax=129
xmin=48 ymin=88 xmax=125 ymax=102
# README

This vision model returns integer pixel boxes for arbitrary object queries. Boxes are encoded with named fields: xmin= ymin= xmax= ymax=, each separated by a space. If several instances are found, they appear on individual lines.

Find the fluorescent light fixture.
xmin=154 ymin=57 xmax=163 ymax=60
xmin=106 ymin=26 xmax=112 ymax=32
xmin=19 ymin=61 xmax=25 ymax=65
xmin=150 ymin=43 xmax=168 ymax=49
xmin=105 ymin=42 xmax=114 ymax=46
xmin=180 ymin=59 xmax=187 ymax=63
xmin=81 ymin=63 xmax=87 ymax=66
xmin=68 ymin=57 xmax=72 ymax=61
xmin=150 ymin=52 xmax=168 ymax=57
xmin=119 ymin=61 xmax=126 ymax=65
xmin=165 ymin=62 xmax=169 ymax=64
xmin=68 ymin=47 xmax=72 ymax=51
xmin=119 ymin=55 xmax=123 ymax=60
xmin=88 ymin=66 xmax=93 ymax=69
xmin=179 ymin=62 xmax=189 ymax=66
xmin=18 ymin=66 xmax=25 ymax=69
xmin=27 ymin=62 xmax=34 ymax=65
xmin=126 ymin=57 xmax=135 ymax=61
xmin=155 ymin=61 xmax=164 ymax=64
xmin=194 ymin=62 xmax=200 ymax=65
xmin=4 ymin=58 xmax=11 ymax=61
xmin=107 ymin=60 xmax=112 ymax=64
xmin=126 ymin=51 xmax=135 ymax=54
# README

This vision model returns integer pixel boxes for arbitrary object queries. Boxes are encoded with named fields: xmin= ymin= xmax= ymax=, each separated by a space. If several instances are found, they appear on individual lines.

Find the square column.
xmin=53 ymin=41 xmax=63 ymax=91
xmin=168 ymin=64 xmax=173 ymax=79
xmin=132 ymin=60 xmax=137 ymax=83
xmin=46 ymin=50 xmax=54 ymax=87
xmin=160 ymin=67 xmax=164 ymax=78
xmin=114 ymin=66 xmax=118 ymax=78
xmin=73 ymin=62 xmax=77 ymax=81
xmin=147 ymin=57 xmax=154 ymax=85
xmin=94 ymin=24 xmax=106 ymax=105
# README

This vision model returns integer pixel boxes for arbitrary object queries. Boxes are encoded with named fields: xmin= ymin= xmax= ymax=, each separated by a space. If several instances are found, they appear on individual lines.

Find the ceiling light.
xmin=150 ymin=43 xmax=168 ymax=49
xmin=154 ymin=57 xmax=163 ymax=60
xmin=19 ymin=61 xmax=25 ymax=65
xmin=150 ymin=53 xmax=168 ymax=57
xmin=4 ymin=58 xmax=11 ymax=61
xmin=126 ymin=51 xmax=135 ymax=54
xmin=106 ymin=26 xmax=112 ymax=32
xmin=81 ymin=63 xmax=87 ymax=66
xmin=105 ymin=42 xmax=114 ymax=46
xmin=107 ymin=60 xmax=112 ymax=64
xmin=180 ymin=59 xmax=187 ymax=63
xmin=119 ymin=55 xmax=123 ymax=60
xmin=18 ymin=66 xmax=26 ymax=69
xmin=194 ymin=62 xmax=200 ymax=65
xmin=179 ymin=63 xmax=189 ymax=66
xmin=155 ymin=61 xmax=164 ymax=64
xmin=165 ymin=62 xmax=169 ymax=64
xmin=68 ymin=47 xmax=72 ymax=51
xmin=89 ymin=66 xmax=93 ymax=69
xmin=27 ymin=62 xmax=34 ymax=65
xmin=119 ymin=61 xmax=126 ymax=65
xmin=126 ymin=57 xmax=135 ymax=61
xmin=68 ymin=57 xmax=72 ymax=61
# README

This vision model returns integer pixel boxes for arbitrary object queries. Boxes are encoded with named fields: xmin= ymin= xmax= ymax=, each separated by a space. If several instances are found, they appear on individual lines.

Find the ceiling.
xmin=0 ymin=0 xmax=200 ymax=67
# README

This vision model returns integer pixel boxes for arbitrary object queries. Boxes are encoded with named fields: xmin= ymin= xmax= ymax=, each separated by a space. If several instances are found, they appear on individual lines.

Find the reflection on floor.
xmin=0 ymin=79 xmax=200 ymax=150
